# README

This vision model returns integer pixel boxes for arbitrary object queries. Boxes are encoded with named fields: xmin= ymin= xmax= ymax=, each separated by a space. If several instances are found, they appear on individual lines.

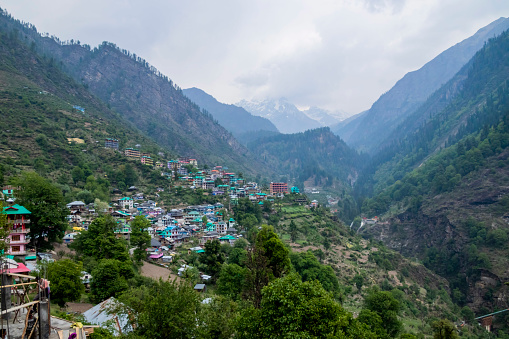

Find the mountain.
xmin=0 ymin=22 xmax=172 ymax=196
xmin=238 ymin=98 xmax=322 ymax=134
xmin=0 ymin=11 xmax=271 ymax=177
xmin=302 ymin=107 xmax=346 ymax=127
xmin=247 ymin=127 xmax=365 ymax=220
xmin=358 ymin=29 xmax=509 ymax=314
xmin=182 ymin=87 xmax=279 ymax=142
xmin=334 ymin=17 xmax=509 ymax=153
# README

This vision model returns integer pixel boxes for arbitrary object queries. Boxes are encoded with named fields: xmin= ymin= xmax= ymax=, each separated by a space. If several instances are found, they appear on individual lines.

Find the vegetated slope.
xmin=355 ymin=28 xmax=509 ymax=199
xmin=182 ymin=87 xmax=279 ymax=143
xmin=0 ymin=27 xmax=169 ymax=194
xmin=334 ymin=17 xmax=509 ymax=153
xmin=360 ymin=122 xmax=509 ymax=317
xmin=238 ymin=98 xmax=322 ymax=134
xmin=255 ymin=198 xmax=475 ymax=336
xmin=0 ymin=10 xmax=270 ymax=177
xmin=248 ymin=128 xmax=365 ymax=220
xmin=357 ymin=34 xmax=509 ymax=314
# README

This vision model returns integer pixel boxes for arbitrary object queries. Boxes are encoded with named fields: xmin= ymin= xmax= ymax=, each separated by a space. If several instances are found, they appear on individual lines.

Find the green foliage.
xmin=196 ymin=296 xmax=238 ymax=339
xmin=88 ymin=327 xmax=115 ymax=339
xmin=237 ymin=273 xmax=375 ymax=339
xmin=47 ymin=259 xmax=85 ymax=307
xmin=12 ymin=171 xmax=68 ymax=250
xmin=116 ymin=280 xmax=200 ymax=338
xmin=255 ymin=225 xmax=291 ymax=279
xmin=90 ymin=259 xmax=134 ymax=303
xmin=130 ymin=216 xmax=151 ymax=263
xmin=290 ymin=250 xmax=341 ymax=298
xmin=217 ymin=264 xmax=247 ymax=299
xmin=201 ymin=239 xmax=225 ymax=281
xmin=431 ymin=319 xmax=459 ymax=339
xmin=361 ymin=290 xmax=403 ymax=338
xmin=71 ymin=215 xmax=130 ymax=263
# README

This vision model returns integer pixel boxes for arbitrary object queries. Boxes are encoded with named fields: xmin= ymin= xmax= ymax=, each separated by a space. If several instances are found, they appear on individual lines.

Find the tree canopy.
xmin=13 ymin=172 xmax=68 ymax=250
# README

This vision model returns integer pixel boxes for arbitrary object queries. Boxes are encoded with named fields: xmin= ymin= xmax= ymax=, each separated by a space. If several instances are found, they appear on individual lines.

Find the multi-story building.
xmin=270 ymin=182 xmax=289 ymax=195
xmin=2 ymin=204 xmax=31 ymax=256
xmin=141 ymin=156 xmax=154 ymax=166
xmin=119 ymin=197 xmax=134 ymax=210
xmin=105 ymin=138 xmax=119 ymax=150
xmin=125 ymin=148 xmax=141 ymax=158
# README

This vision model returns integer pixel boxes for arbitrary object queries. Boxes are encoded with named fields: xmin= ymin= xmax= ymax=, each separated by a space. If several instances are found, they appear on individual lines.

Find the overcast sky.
xmin=2 ymin=0 xmax=508 ymax=115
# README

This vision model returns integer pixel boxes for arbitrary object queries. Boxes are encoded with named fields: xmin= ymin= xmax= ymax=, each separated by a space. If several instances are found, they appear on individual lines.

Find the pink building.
xmin=2 ymin=204 xmax=31 ymax=256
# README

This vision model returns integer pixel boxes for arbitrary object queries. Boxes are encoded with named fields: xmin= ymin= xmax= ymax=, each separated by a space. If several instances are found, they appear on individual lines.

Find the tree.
xmin=201 ymin=239 xmax=225 ymax=281
xmin=46 ymin=259 xmax=85 ymax=307
xmin=90 ymin=259 xmax=134 ymax=303
xmin=197 ymin=296 xmax=238 ymax=339
xmin=353 ymin=274 xmax=364 ymax=292
xmin=217 ymin=263 xmax=247 ymax=299
xmin=130 ymin=216 xmax=151 ymax=263
xmin=289 ymin=220 xmax=298 ymax=242
xmin=116 ymin=280 xmax=200 ymax=338
xmin=13 ymin=172 xmax=68 ymax=250
xmin=432 ymin=319 xmax=459 ymax=339
xmin=255 ymin=225 xmax=290 ymax=279
xmin=290 ymin=251 xmax=341 ymax=298
xmin=361 ymin=290 xmax=402 ymax=338
xmin=237 ymin=273 xmax=376 ymax=339
xmin=242 ymin=246 xmax=271 ymax=308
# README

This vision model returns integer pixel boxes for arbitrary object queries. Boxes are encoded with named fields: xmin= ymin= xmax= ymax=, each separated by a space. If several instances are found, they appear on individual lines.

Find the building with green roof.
xmin=2 ymin=204 xmax=31 ymax=256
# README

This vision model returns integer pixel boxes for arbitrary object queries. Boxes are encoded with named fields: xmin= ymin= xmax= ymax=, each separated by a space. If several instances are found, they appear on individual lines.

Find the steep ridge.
xmin=334 ymin=17 xmax=509 ymax=153
xmin=356 ymin=29 xmax=509 ymax=198
xmin=0 ymin=25 xmax=169 ymax=193
xmin=182 ymin=87 xmax=279 ymax=143
xmin=358 ymin=30 xmax=509 ymax=315
xmin=0 ymin=10 xmax=270 ymax=176
xmin=238 ymin=98 xmax=322 ymax=133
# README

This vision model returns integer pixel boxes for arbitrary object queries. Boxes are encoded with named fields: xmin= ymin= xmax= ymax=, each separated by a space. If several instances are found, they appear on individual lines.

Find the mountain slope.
xmin=0 ymin=25 xmax=171 ymax=195
xmin=334 ymin=17 xmax=509 ymax=153
xmin=238 ymin=98 xmax=322 ymax=134
xmin=182 ymin=87 xmax=279 ymax=139
xmin=358 ymin=30 xmax=509 ymax=315
xmin=0 ymin=10 xmax=270 ymax=176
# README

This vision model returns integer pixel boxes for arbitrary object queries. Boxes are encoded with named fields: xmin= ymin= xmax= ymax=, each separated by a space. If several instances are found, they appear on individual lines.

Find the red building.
xmin=270 ymin=182 xmax=289 ymax=195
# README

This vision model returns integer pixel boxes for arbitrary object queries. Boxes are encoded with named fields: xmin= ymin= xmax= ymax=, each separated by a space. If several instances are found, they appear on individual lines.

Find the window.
xmin=11 ymin=235 xmax=20 ymax=242
xmin=11 ymin=246 xmax=20 ymax=253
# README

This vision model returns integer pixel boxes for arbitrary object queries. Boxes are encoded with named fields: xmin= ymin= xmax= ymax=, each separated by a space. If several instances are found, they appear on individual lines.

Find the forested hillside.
xmin=334 ymin=17 xmax=509 ymax=154
xmin=358 ymin=29 xmax=509 ymax=320
xmin=0 ymin=10 xmax=271 ymax=177
xmin=356 ymin=29 xmax=509 ymax=200
xmin=0 ymin=25 xmax=169 ymax=198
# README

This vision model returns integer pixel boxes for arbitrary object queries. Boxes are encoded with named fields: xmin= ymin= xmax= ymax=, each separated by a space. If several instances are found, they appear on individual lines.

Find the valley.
xmin=0 ymin=5 xmax=508 ymax=338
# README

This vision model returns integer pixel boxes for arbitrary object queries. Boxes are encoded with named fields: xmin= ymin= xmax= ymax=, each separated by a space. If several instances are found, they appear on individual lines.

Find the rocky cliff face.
xmin=360 ymin=152 xmax=509 ymax=312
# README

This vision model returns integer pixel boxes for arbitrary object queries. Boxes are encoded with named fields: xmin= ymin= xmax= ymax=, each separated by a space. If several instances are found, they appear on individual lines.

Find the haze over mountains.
xmin=182 ymin=87 xmax=279 ymax=141
xmin=333 ymin=16 xmax=509 ymax=153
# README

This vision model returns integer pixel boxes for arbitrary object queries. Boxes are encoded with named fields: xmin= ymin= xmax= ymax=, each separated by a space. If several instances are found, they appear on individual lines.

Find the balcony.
xmin=7 ymin=219 xmax=30 ymax=225
xmin=10 ymin=228 xmax=30 ymax=234
xmin=7 ymin=249 xmax=27 ymax=256
xmin=9 ymin=239 xmax=29 ymax=245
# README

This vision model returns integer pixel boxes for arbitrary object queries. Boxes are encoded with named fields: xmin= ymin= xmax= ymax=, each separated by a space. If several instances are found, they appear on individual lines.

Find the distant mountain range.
xmin=182 ymin=87 xmax=279 ymax=142
xmin=333 ymin=17 xmax=509 ymax=153
xmin=237 ymin=98 xmax=342 ymax=134
xmin=238 ymin=98 xmax=321 ymax=134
